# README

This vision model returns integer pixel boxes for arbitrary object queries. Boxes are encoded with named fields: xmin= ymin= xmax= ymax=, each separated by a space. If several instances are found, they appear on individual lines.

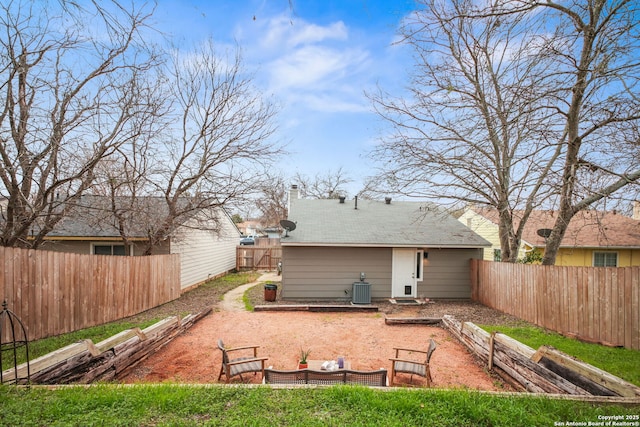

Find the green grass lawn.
xmin=1 ymin=384 xmax=637 ymax=427
xmin=481 ymin=325 xmax=640 ymax=387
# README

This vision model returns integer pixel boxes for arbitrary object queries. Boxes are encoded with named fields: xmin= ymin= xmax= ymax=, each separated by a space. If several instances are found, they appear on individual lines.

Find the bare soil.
xmin=245 ymin=282 xmax=529 ymax=327
xmin=121 ymin=276 xmax=528 ymax=390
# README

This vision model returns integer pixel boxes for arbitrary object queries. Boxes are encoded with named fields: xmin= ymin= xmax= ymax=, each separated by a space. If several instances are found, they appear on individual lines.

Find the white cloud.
xmin=232 ymin=10 xmax=404 ymax=115
xmin=233 ymin=14 xmax=372 ymax=113
xmin=302 ymin=93 xmax=369 ymax=113
xmin=287 ymin=21 xmax=348 ymax=48
xmin=257 ymin=15 xmax=348 ymax=51
xmin=268 ymin=45 xmax=369 ymax=91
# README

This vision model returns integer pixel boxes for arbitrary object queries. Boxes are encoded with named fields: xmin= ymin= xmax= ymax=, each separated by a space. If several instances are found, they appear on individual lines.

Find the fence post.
xmin=470 ymin=259 xmax=478 ymax=301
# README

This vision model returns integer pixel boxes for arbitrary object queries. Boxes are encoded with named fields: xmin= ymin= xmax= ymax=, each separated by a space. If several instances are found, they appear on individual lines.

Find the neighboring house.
xmin=236 ymin=220 xmax=262 ymax=237
xmin=236 ymin=221 xmax=282 ymax=241
xmin=280 ymin=186 xmax=490 ymax=300
xmin=458 ymin=206 xmax=640 ymax=266
xmin=263 ymin=227 xmax=282 ymax=239
xmin=458 ymin=207 xmax=520 ymax=262
xmin=40 ymin=196 xmax=241 ymax=290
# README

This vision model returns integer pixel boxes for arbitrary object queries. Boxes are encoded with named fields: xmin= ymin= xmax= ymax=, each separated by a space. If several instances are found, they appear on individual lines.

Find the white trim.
xmin=281 ymin=243 xmax=489 ymax=249
xmin=569 ymin=246 xmax=640 ymax=250
xmin=592 ymin=251 xmax=618 ymax=267
xmin=392 ymin=248 xmax=417 ymax=298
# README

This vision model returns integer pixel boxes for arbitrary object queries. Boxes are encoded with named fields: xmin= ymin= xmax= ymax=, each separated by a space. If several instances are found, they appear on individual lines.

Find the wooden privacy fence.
xmin=236 ymin=246 xmax=282 ymax=271
xmin=470 ymin=259 xmax=640 ymax=350
xmin=0 ymin=246 xmax=181 ymax=342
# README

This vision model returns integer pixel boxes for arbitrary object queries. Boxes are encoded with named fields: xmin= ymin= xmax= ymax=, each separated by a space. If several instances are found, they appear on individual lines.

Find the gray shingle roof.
xmin=283 ymin=197 xmax=490 ymax=247
xmin=46 ymin=196 xmax=168 ymax=238
xmin=45 ymin=195 xmax=232 ymax=239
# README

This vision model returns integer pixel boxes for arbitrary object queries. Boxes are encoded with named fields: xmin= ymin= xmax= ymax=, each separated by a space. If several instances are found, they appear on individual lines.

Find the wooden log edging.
xmin=442 ymin=315 xmax=640 ymax=397
xmin=384 ymin=317 xmax=442 ymax=325
xmin=1 ymin=308 xmax=212 ymax=385
xmin=254 ymin=305 xmax=378 ymax=313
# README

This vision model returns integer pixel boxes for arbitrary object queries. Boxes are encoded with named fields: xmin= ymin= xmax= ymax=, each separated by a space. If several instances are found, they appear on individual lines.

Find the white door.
xmin=392 ymin=248 xmax=417 ymax=298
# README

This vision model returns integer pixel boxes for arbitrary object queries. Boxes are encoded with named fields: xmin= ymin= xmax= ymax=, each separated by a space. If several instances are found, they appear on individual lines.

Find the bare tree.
xmin=255 ymin=174 xmax=288 ymax=228
xmin=0 ymin=0 xmax=162 ymax=248
xmin=294 ymin=167 xmax=353 ymax=199
xmin=523 ymin=0 xmax=640 ymax=264
xmin=369 ymin=0 xmax=559 ymax=262
xmin=96 ymin=40 xmax=282 ymax=255
xmin=369 ymin=0 xmax=640 ymax=263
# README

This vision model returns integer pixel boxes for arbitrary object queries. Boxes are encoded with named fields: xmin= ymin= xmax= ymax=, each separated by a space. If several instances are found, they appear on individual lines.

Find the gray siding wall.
xmin=419 ymin=248 xmax=483 ymax=299
xmin=283 ymin=246 xmax=483 ymax=300
xmin=281 ymin=247 xmax=392 ymax=300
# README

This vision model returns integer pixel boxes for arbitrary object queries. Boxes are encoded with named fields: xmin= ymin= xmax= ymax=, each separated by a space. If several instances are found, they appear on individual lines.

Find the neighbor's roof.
xmin=45 ymin=195 xmax=157 ymax=239
xmin=45 ymin=195 xmax=236 ymax=240
xmin=470 ymin=207 xmax=640 ymax=249
xmin=282 ymin=197 xmax=490 ymax=248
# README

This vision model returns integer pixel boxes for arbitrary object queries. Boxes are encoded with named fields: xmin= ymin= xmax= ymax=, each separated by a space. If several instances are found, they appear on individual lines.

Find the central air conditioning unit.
xmin=352 ymin=282 xmax=371 ymax=304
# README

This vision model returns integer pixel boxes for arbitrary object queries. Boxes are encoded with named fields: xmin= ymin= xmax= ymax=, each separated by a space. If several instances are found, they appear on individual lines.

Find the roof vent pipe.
xmin=354 ymin=196 xmax=358 ymax=210
xmin=339 ymin=196 xmax=345 ymax=204
xmin=385 ymin=197 xmax=392 ymax=204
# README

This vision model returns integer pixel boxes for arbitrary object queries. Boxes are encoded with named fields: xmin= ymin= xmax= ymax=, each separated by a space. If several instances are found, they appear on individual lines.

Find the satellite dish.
xmin=537 ymin=228 xmax=552 ymax=239
xmin=280 ymin=219 xmax=297 ymax=231
xmin=279 ymin=219 xmax=297 ymax=237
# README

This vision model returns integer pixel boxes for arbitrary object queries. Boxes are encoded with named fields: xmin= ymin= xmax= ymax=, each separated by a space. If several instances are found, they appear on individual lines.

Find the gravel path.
xmin=220 ymin=272 xmax=280 ymax=311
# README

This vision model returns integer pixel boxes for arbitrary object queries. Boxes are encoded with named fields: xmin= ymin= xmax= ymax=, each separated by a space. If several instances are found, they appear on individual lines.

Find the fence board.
xmin=574 ymin=267 xmax=583 ymax=336
xmin=471 ymin=260 xmax=640 ymax=351
xmin=586 ymin=267 xmax=595 ymax=340
xmin=534 ymin=265 xmax=544 ymax=326
xmin=604 ymin=268 xmax=613 ymax=343
xmin=627 ymin=274 xmax=640 ymax=349
xmin=610 ymin=269 xmax=620 ymax=345
xmin=617 ymin=270 xmax=625 ymax=347
xmin=564 ymin=268 xmax=572 ymax=334
xmin=0 ymin=247 xmax=180 ymax=341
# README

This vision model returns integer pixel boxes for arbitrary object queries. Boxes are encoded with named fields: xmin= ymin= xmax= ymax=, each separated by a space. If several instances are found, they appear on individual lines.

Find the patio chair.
xmin=389 ymin=338 xmax=437 ymax=387
xmin=217 ymin=339 xmax=268 ymax=383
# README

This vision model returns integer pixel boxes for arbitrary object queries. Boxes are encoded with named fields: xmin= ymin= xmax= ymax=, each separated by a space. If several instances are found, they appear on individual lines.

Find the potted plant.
xmin=298 ymin=348 xmax=311 ymax=369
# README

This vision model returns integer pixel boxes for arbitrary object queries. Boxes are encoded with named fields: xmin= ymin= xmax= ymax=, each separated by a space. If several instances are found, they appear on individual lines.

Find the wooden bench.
xmin=263 ymin=368 xmax=388 ymax=387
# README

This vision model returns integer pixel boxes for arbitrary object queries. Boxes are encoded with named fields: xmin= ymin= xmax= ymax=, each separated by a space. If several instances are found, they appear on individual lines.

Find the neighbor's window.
xmin=493 ymin=249 xmax=502 ymax=262
xmin=93 ymin=244 xmax=127 ymax=256
xmin=593 ymin=252 xmax=617 ymax=267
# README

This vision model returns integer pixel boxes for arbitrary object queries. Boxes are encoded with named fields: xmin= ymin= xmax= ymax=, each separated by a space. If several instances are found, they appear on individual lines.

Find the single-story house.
xmin=280 ymin=186 xmax=490 ymax=300
xmin=40 ymin=196 xmax=241 ymax=290
xmin=458 ymin=205 xmax=640 ymax=266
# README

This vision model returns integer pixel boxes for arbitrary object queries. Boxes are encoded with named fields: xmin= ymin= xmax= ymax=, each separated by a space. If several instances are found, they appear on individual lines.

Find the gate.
xmin=236 ymin=246 xmax=282 ymax=270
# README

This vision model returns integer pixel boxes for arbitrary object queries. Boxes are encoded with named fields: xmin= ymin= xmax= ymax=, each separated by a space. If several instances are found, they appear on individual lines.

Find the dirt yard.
xmin=120 ymin=277 xmax=527 ymax=390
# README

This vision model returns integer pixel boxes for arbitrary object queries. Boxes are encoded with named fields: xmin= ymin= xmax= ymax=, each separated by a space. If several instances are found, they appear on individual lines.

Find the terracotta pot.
xmin=298 ymin=363 xmax=308 ymax=369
